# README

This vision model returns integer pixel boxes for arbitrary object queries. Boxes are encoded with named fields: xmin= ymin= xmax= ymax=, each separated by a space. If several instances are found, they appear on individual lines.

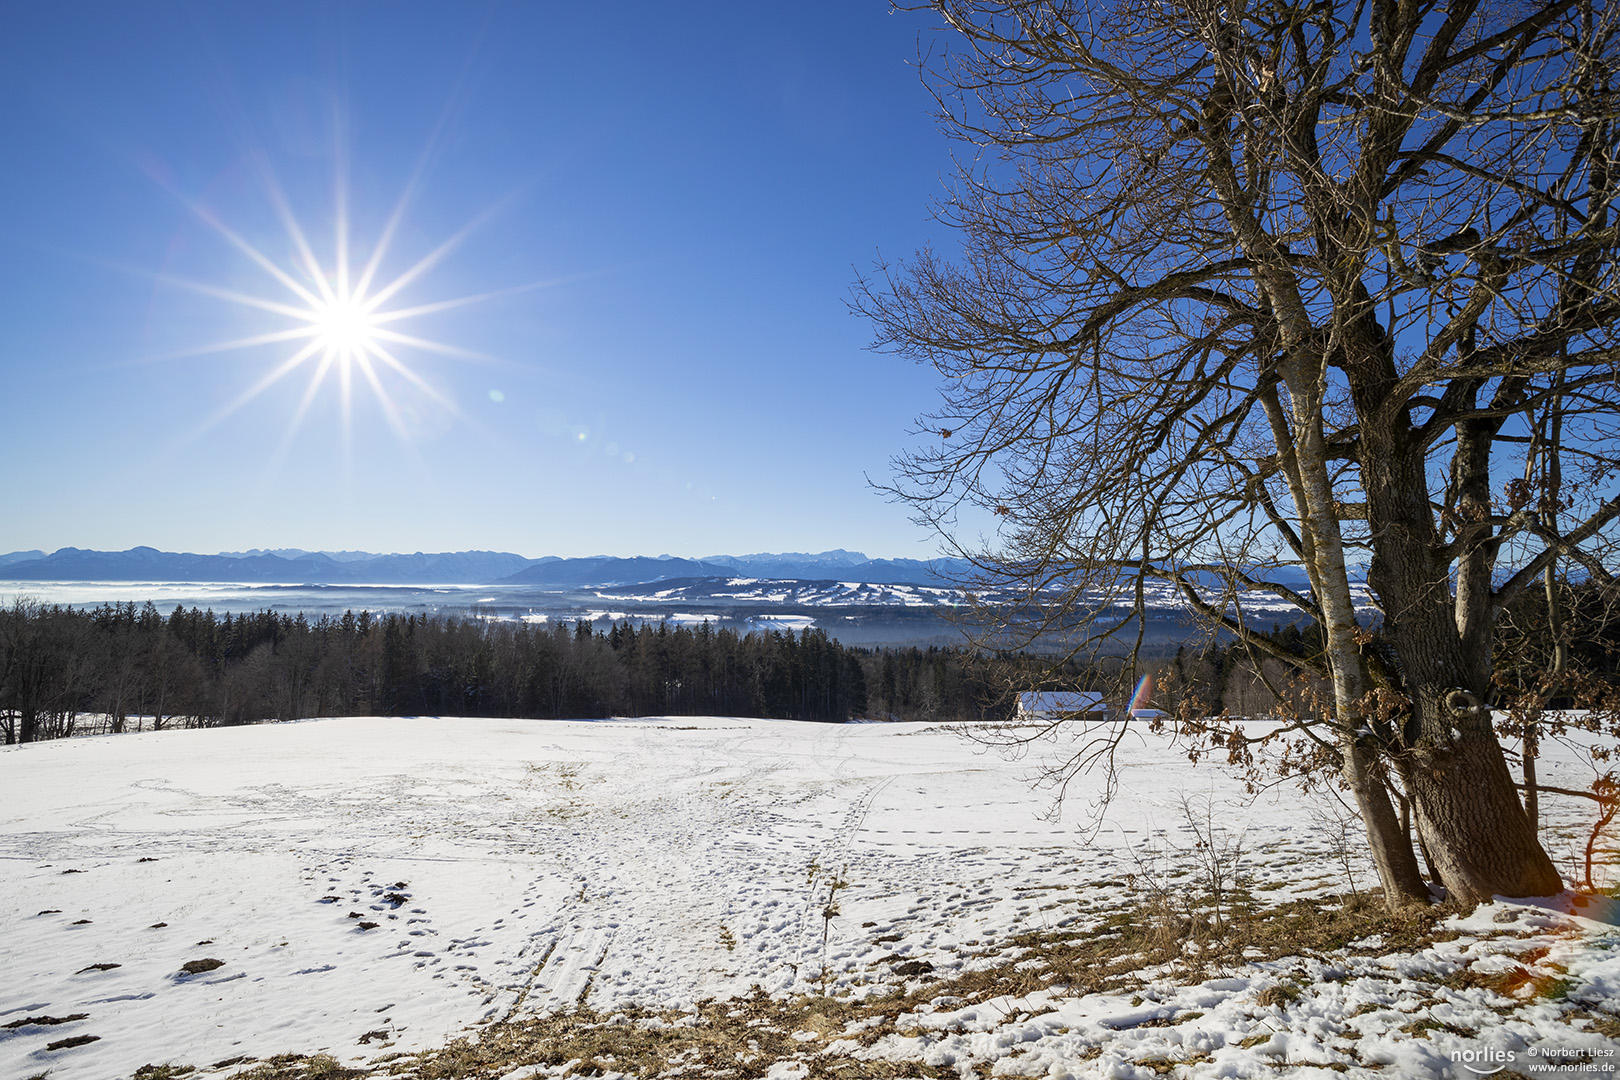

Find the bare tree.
xmin=858 ymin=0 xmax=1620 ymax=906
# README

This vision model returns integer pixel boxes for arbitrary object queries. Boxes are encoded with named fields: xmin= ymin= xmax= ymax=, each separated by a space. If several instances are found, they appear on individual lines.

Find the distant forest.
xmin=1142 ymin=581 xmax=1620 ymax=722
xmin=27 ymin=587 xmax=1591 ymax=746
xmin=0 ymin=601 xmax=1052 ymax=743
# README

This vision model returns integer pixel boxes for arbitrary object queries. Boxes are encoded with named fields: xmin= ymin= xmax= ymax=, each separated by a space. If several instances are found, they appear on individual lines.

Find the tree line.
xmin=1160 ymin=582 xmax=1620 ymax=715
xmin=0 ymin=600 xmax=1056 ymax=743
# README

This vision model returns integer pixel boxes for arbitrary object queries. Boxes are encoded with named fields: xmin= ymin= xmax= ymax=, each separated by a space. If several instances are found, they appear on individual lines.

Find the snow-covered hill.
xmin=593 ymin=576 xmax=966 ymax=608
xmin=2 ymin=718 xmax=1614 ymax=1079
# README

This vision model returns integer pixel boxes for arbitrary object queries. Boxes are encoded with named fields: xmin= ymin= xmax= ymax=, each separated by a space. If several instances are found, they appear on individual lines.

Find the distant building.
xmin=1015 ymin=690 xmax=1109 ymax=723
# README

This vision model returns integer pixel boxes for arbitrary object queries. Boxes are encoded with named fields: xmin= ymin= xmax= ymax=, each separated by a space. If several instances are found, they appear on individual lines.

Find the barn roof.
xmin=1017 ymin=690 xmax=1107 ymax=714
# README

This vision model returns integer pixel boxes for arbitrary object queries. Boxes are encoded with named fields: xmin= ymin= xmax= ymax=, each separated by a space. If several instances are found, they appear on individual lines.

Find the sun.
xmin=309 ymin=296 xmax=379 ymax=359
xmin=142 ymin=139 xmax=537 ymax=451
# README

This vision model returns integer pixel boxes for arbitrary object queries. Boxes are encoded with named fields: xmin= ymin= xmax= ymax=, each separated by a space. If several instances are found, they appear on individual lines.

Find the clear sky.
xmin=0 ymin=2 xmax=959 ymax=560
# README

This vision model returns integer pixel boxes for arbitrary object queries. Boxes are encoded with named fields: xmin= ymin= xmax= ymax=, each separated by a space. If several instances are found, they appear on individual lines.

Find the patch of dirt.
xmin=4 ymin=1013 xmax=89 ymax=1029
xmin=178 ymin=958 xmax=225 ymax=975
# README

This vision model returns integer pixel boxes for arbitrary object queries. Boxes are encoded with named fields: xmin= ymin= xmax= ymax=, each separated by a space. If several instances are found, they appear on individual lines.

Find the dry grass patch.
xmin=121 ymin=893 xmax=1476 ymax=1080
xmin=969 ymin=891 xmax=1450 ymax=995
xmin=358 ymin=994 xmax=958 ymax=1080
xmin=213 ymin=1054 xmax=365 ymax=1080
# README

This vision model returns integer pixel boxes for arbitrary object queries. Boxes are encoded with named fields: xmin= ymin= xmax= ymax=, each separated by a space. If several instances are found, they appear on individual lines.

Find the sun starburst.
xmin=139 ymin=136 xmax=541 ymax=456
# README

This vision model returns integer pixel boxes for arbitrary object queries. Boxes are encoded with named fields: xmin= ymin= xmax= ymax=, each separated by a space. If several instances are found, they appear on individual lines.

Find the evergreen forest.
xmin=0 ymin=601 xmax=1036 ymax=743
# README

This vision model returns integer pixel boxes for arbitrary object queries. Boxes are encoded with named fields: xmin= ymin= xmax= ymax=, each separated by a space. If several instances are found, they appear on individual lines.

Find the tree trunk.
xmin=1273 ymin=370 xmax=1431 ymax=906
xmin=1403 ymin=712 xmax=1563 ymax=902
xmin=1524 ymin=720 xmax=1540 ymax=834
xmin=1357 ymin=378 xmax=1563 ymax=902
xmin=1343 ymin=739 xmax=1431 ymax=902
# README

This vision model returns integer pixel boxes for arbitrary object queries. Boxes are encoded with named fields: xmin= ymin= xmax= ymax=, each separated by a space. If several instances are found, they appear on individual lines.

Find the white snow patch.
xmin=1 ymin=717 xmax=1613 ymax=1079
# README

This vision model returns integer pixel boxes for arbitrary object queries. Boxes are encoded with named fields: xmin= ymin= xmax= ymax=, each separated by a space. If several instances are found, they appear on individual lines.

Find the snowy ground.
xmin=1 ymin=716 xmax=1616 ymax=1080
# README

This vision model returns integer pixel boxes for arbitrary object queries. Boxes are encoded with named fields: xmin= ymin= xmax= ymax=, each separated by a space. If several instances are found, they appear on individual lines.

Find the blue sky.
xmin=0 ymin=2 xmax=958 ymax=560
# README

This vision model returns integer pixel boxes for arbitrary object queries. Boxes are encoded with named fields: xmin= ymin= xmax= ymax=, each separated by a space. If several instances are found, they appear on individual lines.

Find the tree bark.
xmin=1405 ymin=725 xmax=1562 ymax=902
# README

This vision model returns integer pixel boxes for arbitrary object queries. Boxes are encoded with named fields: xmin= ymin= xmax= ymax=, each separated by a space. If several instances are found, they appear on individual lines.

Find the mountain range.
xmin=0 ymin=546 xmax=967 ymax=588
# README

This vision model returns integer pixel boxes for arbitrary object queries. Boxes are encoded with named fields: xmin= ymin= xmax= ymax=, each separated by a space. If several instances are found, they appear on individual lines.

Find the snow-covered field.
xmin=2 ymin=716 xmax=1616 ymax=1080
